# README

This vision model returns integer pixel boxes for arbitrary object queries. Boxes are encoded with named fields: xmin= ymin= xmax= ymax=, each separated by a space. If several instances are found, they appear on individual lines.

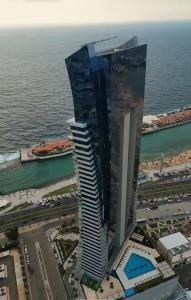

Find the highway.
xmin=137 ymin=200 xmax=191 ymax=223
xmin=137 ymin=192 xmax=191 ymax=209
xmin=0 ymin=177 xmax=190 ymax=233
xmin=0 ymin=201 xmax=78 ymax=232
xmin=138 ymin=176 xmax=191 ymax=198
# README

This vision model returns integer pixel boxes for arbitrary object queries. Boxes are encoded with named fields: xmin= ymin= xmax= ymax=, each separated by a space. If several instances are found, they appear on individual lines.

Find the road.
xmin=138 ymin=177 xmax=191 ymax=198
xmin=137 ymin=194 xmax=191 ymax=209
xmin=3 ymin=196 xmax=77 ymax=217
xmin=0 ymin=203 xmax=78 ymax=232
xmin=137 ymin=200 xmax=191 ymax=222
xmin=1 ymin=192 xmax=191 ymax=232
xmin=20 ymin=220 xmax=69 ymax=300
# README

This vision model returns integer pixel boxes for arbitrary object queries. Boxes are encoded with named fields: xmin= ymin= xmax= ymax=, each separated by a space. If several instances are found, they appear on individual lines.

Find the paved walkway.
xmin=0 ymin=177 xmax=76 ymax=214
xmin=21 ymin=223 xmax=68 ymax=300
xmin=35 ymin=242 xmax=53 ymax=300
xmin=11 ymin=249 xmax=26 ymax=300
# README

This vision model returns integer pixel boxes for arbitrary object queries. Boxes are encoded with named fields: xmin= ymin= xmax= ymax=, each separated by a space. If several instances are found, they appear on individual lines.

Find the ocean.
xmin=0 ymin=21 xmax=191 ymax=194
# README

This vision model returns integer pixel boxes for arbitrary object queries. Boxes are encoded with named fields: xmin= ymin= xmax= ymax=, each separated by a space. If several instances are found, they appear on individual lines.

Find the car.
xmin=145 ymin=207 xmax=151 ymax=211
xmin=152 ymin=206 xmax=158 ymax=210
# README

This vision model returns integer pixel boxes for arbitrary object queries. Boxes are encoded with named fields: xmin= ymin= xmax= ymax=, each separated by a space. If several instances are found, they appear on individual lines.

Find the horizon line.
xmin=0 ymin=19 xmax=191 ymax=30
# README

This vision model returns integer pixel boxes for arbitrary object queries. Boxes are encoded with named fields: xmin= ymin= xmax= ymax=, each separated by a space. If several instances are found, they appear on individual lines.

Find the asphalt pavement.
xmin=137 ymin=200 xmax=191 ymax=221
xmin=0 ymin=205 xmax=78 ymax=233
xmin=20 ymin=220 xmax=68 ymax=300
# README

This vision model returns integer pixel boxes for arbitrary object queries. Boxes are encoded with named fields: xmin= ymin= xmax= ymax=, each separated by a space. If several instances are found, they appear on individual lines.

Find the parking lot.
xmin=0 ymin=256 xmax=19 ymax=300
xmin=20 ymin=221 xmax=68 ymax=300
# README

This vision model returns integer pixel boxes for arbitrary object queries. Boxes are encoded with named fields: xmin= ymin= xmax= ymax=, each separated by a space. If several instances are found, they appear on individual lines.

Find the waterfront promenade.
xmin=0 ymin=177 xmax=76 ymax=214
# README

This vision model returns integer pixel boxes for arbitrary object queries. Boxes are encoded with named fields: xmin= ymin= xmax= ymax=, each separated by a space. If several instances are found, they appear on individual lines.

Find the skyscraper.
xmin=65 ymin=37 xmax=147 ymax=281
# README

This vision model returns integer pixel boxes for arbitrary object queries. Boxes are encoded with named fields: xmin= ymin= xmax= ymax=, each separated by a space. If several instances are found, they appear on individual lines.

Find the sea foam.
xmin=0 ymin=151 xmax=20 ymax=164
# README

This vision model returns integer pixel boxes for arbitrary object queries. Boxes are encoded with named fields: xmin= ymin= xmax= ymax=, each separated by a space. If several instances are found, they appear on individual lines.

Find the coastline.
xmin=0 ymin=120 xmax=190 ymax=195
xmin=0 ymin=173 xmax=75 ymax=196
xmin=0 ymin=158 xmax=20 ymax=171
xmin=0 ymin=148 xmax=190 ymax=209
xmin=0 ymin=176 xmax=77 ymax=214
xmin=140 ymin=148 xmax=191 ymax=171
xmin=142 ymin=118 xmax=191 ymax=135
xmin=0 ymin=148 xmax=190 ymax=213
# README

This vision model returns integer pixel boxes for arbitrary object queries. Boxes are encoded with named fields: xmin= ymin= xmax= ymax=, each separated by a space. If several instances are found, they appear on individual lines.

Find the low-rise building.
xmin=0 ymin=264 xmax=7 ymax=279
xmin=0 ymin=286 xmax=8 ymax=300
xmin=157 ymin=232 xmax=191 ymax=267
xmin=82 ymin=239 xmax=178 ymax=300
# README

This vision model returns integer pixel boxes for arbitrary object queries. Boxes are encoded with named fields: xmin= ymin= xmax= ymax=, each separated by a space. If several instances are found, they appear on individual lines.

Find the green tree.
xmin=5 ymin=227 xmax=18 ymax=242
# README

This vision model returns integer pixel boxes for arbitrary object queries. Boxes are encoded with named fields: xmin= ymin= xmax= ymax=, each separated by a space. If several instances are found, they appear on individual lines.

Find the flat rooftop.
xmin=159 ymin=232 xmax=189 ymax=250
xmin=116 ymin=241 xmax=161 ymax=293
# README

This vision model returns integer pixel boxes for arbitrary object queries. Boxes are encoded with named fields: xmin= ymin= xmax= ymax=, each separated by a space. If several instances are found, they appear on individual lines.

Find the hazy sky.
xmin=1 ymin=0 xmax=191 ymax=28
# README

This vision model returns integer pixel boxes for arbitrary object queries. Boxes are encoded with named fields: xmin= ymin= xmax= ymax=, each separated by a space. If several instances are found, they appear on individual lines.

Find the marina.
xmin=20 ymin=138 xmax=74 ymax=163
xmin=0 ymin=122 xmax=191 ymax=195
xmin=142 ymin=106 xmax=191 ymax=134
xmin=20 ymin=106 xmax=191 ymax=164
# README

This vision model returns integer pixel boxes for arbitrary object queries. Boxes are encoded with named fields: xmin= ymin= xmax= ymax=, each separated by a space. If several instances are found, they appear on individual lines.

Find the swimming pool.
xmin=124 ymin=253 xmax=155 ymax=280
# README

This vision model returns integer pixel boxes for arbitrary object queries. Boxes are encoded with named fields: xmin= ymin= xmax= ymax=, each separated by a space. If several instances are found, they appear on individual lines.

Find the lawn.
xmin=43 ymin=183 xmax=77 ymax=198
xmin=135 ymin=276 xmax=164 ymax=293
xmin=7 ymin=202 xmax=33 ymax=212
xmin=138 ymin=183 xmax=191 ymax=197
xmin=59 ymin=239 xmax=78 ymax=259
xmin=82 ymin=274 xmax=100 ymax=291
xmin=149 ymin=223 xmax=157 ymax=229
xmin=60 ymin=225 xmax=79 ymax=234
xmin=0 ymin=203 xmax=77 ymax=227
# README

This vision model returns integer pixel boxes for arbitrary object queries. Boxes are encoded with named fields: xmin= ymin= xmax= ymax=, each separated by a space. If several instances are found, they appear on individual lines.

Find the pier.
xmin=20 ymin=148 xmax=74 ymax=163
xmin=143 ymin=106 xmax=191 ymax=134
xmin=20 ymin=149 xmax=37 ymax=163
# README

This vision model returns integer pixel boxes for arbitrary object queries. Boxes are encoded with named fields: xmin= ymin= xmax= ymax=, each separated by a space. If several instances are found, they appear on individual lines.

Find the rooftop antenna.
xmin=81 ymin=36 xmax=117 ymax=48
xmin=160 ymin=153 xmax=164 ymax=176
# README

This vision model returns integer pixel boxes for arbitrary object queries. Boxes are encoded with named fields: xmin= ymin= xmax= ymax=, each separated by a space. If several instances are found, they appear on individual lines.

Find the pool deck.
xmin=116 ymin=247 xmax=160 ymax=290
xmin=20 ymin=148 xmax=37 ymax=162
xmin=113 ymin=239 xmax=159 ymax=271
xmin=115 ymin=240 xmax=161 ymax=291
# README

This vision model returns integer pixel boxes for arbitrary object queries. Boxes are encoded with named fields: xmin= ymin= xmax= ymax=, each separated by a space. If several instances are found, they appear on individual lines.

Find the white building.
xmin=157 ymin=232 xmax=191 ymax=266
xmin=0 ymin=264 xmax=7 ymax=279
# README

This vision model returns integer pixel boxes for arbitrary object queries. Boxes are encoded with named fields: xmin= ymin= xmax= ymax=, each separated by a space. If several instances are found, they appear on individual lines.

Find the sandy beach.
xmin=0 ymin=148 xmax=191 ymax=213
xmin=140 ymin=149 xmax=191 ymax=171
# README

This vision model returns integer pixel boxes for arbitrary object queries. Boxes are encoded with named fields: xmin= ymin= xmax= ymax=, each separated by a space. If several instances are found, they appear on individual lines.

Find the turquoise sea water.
xmin=0 ymin=154 xmax=74 ymax=194
xmin=0 ymin=22 xmax=191 ymax=194
xmin=141 ymin=122 xmax=191 ymax=161
xmin=0 ymin=123 xmax=190 ymax=194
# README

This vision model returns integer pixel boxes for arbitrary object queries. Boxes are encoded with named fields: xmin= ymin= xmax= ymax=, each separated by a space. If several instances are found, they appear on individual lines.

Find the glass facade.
xmin=65 ymin=38 xmax=147 ymax=279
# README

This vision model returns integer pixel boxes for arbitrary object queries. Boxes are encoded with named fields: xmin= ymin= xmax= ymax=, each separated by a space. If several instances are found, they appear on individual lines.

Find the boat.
xmin=20 ymin=138 xmax=74 ymax=163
